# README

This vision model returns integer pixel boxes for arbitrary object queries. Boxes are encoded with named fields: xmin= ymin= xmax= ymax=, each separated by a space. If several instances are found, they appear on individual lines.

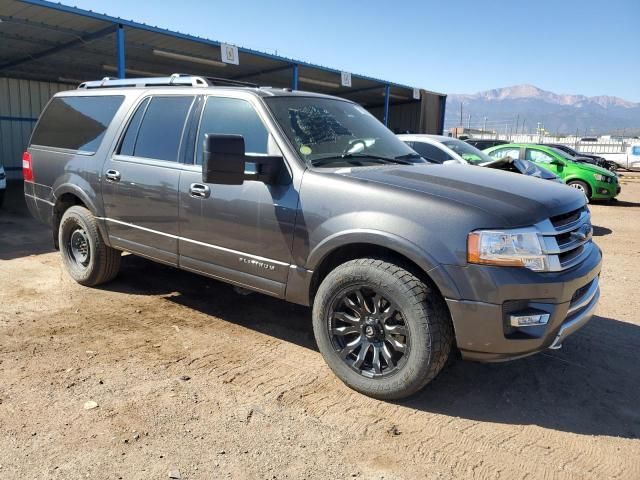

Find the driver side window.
xmin=526 ymin=149 xmax=554 ymax=164
xmin=195 ymin=97 xmax=269 ymax=165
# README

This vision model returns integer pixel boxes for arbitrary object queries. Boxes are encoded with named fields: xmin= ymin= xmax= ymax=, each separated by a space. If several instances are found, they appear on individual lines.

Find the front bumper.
xmin=592 ymin=180 xmax=620 ymax=199
xmin=442 ymin=244 xmax=602 ymax=362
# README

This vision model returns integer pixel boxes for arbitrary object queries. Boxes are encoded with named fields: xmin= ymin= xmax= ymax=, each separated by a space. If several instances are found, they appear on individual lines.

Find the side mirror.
xmin=202 ymin=133 xmax=287 ymax=185
xmin=203 ymin=134 xmax=246 ymax=185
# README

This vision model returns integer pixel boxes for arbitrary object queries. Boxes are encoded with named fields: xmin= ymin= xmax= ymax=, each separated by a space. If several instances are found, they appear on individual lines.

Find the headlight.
xmin=468 ymin=230 xmax=546 ymax=271
xmin=594 ymin=174 xmax=611 ymax=183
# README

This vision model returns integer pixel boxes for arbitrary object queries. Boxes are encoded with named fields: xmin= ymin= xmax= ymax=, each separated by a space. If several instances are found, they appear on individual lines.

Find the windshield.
xmin=441 ymin=139 xmax=494 ymax=165
xmin=264 ymin=96 xmax=422 ymax=167
xmin=550 ymin=148 xmax=577 ymax=161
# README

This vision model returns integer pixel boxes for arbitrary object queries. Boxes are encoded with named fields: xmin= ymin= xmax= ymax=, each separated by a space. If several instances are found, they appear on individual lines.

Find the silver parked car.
xmin=398 ymin=134 xmax=562 ymax=182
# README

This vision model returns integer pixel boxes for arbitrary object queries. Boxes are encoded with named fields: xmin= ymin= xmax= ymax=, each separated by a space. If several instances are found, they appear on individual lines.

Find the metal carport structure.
xmin=0 ymin=0 xmax=447 ymax=178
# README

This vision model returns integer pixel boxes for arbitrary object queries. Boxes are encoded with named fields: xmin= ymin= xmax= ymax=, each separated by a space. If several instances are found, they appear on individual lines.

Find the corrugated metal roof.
xmin=0 ymin=0 xmax=445 ymax=108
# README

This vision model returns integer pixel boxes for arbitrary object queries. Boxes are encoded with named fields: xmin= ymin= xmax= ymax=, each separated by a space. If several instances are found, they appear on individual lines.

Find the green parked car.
xmin=484 ymin=144 xmax=620 ymax=201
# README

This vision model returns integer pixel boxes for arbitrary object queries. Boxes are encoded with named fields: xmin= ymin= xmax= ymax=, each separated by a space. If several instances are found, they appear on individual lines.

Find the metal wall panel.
xmin=0 ymin=77 xmax=71 ymax=179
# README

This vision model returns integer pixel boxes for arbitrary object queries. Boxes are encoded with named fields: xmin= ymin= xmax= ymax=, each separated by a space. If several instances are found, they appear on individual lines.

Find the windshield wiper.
xmin=311 ymin=153 xmax=413 ymax=167
xmin=394 ymin=152 xmax=424 ymax=161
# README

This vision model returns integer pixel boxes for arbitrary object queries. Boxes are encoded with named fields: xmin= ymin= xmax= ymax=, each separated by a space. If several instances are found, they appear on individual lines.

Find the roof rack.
xmin=78 ymin=73 xmax=259 ymax=89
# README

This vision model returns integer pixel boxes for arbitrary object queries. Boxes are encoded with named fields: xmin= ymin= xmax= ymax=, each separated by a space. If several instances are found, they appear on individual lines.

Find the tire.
xmin=58 ymin=205 xmax=121 ymax=286
xmin=312 ymin=258 xmax=453 ymax=400
xmin=567 ymin=180 xmax=591 ymax=200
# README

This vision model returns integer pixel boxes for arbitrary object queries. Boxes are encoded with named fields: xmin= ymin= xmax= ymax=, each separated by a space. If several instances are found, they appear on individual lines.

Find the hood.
xmin=569 ymin=160 xmax=615 ymax=176
xmin=336 ymin=164 xmax=586 ymax=227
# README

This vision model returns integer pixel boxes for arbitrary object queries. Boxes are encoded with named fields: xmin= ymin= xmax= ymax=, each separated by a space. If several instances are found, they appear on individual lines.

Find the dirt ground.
xmin=1 ymin=177 xmax=639 ymax=480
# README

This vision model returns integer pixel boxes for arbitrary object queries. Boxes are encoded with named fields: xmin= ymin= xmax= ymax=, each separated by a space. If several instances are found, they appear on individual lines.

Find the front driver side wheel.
xmin=312 ymin=258 xmax=453 ymax=400
xmin=567 ymin=180 xmax=591 ymax=200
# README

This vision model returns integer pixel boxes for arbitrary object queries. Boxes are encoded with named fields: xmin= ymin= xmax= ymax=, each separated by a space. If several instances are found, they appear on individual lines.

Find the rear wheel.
xmin=567 ymin=180 xmax=591 ymax=200
xmin=59 ymin=206 xmax=121 ymax=286
xmin=312 ymin=258 xmax=453 ymax=400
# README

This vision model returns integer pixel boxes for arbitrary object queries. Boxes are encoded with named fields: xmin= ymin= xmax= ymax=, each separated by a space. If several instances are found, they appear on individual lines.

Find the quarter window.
xmin=122 ymin=96 xmax=194 ymax=162
xmin=195 ymin=97 xmax=269 ymax=165
xmin=31 ymin=96 xmax=124 ymax=153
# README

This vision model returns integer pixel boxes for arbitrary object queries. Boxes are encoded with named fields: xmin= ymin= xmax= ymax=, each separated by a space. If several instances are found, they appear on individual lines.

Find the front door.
xmin=178 ymin=95 xmax=298 ymax=297
xmin=525 ymin=148 xmax=563 ymax=178
xmin=102 ymin=95 xmax=196 ymax=265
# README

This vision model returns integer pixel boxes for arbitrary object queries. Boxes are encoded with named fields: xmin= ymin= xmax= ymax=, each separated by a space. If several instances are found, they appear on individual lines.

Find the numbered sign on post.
xmin=221 ymin=43 xmax=239 ymax=65
xmin=341 ymin=71 xmax=352 ymax=87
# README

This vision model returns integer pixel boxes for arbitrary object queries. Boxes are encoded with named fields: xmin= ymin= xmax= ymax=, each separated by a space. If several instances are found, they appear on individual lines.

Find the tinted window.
xmin=119 ymin=97 xmax=150 ymax=156
xmin=133 ymin=96 xmax=194 ymax=162
xmin=195 ymin=97 xmax=269 ymax=164
xmin=631 ymin=146 xmax=640 ymax=155
xmin=31 ymin=96 xmax=124 ymax=153
xmin=410 ymin=142 xmax=452 ymax=163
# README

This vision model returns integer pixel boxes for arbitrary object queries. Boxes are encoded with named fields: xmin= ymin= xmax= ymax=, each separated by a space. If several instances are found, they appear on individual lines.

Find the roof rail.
xmin=77 ymin=73 xmax=260 ymax=89
xmin=78 ymin=73 xmax=211 ymax=89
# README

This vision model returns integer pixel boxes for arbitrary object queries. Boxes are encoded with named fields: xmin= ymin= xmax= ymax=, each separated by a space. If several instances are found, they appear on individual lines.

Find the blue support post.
xmin=291 ymin=64 xmax=299 ymax=90
xmin=116 ymin=24 xmax=125 ymax=79
xmin=383 ymin=84 xmax=390 ymax=127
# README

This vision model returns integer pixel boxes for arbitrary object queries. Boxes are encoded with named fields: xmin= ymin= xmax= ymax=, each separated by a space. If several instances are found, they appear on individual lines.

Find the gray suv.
xmin=24 ymin=75 xmax=601 ymax=399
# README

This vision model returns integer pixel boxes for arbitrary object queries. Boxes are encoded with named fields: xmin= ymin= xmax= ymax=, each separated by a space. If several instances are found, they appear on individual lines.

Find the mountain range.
xmin=445 ymin=85 xmax=640 ymax=135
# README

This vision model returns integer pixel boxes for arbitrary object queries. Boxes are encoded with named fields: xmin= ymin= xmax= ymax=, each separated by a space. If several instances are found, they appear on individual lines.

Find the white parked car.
xmin=398 ymin=134 xmax=561 ymax=182
xmin=600 ymin=144 xmax=640 ymax=170
xmin=0 ymin=165 xmax=6 ymax=208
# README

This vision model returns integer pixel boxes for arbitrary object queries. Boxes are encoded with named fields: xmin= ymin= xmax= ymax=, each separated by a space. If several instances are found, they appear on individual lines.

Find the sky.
xmin=67 ymin=0 xmax=640 ymax=101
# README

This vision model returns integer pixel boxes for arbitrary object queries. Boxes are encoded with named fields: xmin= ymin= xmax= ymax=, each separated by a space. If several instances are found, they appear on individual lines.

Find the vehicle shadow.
xmin=105 ymin=255 xmax=640 ymax=440
xmin=592 ymin=225 xmax=612 ymax=236
xmin=607 ymin=199 xmax=640 ymax=207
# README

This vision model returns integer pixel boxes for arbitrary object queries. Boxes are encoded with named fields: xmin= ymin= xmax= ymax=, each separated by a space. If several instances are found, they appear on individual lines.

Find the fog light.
xmin=510 ymin=312 xmax=550 ymax=327
xmin=598 ymin=188 xmax=608 ymax=195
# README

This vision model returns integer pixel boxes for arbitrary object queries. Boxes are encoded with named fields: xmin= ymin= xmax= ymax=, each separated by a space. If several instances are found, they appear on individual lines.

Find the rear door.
xmin=178 ymin=94 xmax=298 ymax=297
xmin=101 ymin=95 xmax=196 ymax=265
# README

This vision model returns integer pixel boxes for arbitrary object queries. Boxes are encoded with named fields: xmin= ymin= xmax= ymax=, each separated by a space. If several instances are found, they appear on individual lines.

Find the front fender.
xmin=305 ymin=228 xmax=462 ymax=301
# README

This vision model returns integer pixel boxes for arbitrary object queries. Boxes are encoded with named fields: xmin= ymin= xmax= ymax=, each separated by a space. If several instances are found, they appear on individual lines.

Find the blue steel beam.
xmin=0 ymin=23 xmax=117 ymax=72
xmin=18 ymin=0 xmax=432 ymax=94
xmin=383 ymin=85 xmax=391 ymax=126
xmin=291 ymin=64 xmax=299 ymax=90
xmin=116 ymin=25 xmax=125 ymax=79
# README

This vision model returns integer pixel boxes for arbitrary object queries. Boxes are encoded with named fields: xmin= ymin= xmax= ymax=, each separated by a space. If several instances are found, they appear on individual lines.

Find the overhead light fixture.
xmin=382 ymin=92 xmax=410 ymax=100
xmin=153 ymin=49 xmax=227 ymax=68
xmin=102 ymin=64 xmax=167 ymax=77
xmin=298 ymin=76 xmax=340 ymax=88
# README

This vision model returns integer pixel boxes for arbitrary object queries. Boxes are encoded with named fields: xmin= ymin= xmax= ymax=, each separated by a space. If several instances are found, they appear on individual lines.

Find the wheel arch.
xmin=52 ymin=184 xmax=109 ymax=249
xmin=304 ymin=230 xmax=461 ymax=306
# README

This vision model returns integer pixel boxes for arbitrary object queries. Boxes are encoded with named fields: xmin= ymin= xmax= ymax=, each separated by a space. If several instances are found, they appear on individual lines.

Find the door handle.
xmin=189 ymin=183 xmax=210 ymax=198
xmin=105 ymin=169 xmax=121 ymax=182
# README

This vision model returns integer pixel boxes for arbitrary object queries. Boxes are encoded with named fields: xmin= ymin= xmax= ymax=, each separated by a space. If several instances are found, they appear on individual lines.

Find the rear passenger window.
xmin=195 ymin=97 xmax=269 ymax=164
xmin=31 ymin=96 xmax=124 ymax=153
xmin=119 ymin=97 xmax=150 ymax=156
xmin=125 ymin=96 xmax=194 ymax=162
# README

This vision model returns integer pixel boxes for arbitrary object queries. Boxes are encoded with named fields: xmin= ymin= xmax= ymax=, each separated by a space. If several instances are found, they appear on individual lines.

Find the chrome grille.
xmin=538 ymin=207 xmax=594 ymax=272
